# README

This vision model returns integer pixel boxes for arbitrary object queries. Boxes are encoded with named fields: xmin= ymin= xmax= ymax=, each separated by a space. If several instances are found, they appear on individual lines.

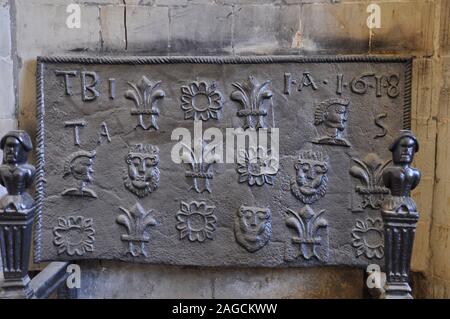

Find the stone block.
xmin=411 ymin=219 xmax=431 ymax=273
xmin=411 ymin=58 xmax=437 ymax=186
xmin=213 ymin=267 xmax=363 ymax=298
xmin=433 ymin=276 xmax=450 ymax=298
xmin=126 ymin=5 xmax=169 ymax=53
xmin=430 ymin=224 xmax=450 ymax=281
xmin=433 ymin=180 xmax=450 ymax=227
xmin=438 ymin=57 xmax=450 ymax=125
xmin=125 ymin=0 xmax=153 ymax=5
xmin=412 ymin=177 xmax=434 ymax=222
xmin=370 ymin=1 xmax=434 ymax=55
xmin=284 ymin=0 xmax=371 ymax=3
xmin=15 ymin=1 xmax=101 ymax=57
xmin=412 ymin=59 xmax=436 ymax=131
xmin=100 ymin=5 xmax=126 ymax=51
xmin=0 ymin=58 xmax=15 ymax=119
xmin=440 ymin=0 xmax=450 ymax=56
xmin=77 ymin=261 xmax=364 ymax=298
xmin=169 ymin=5 xmax=232 ymax=54
xmin=299 ymin=2 xmax=369 ymax=54
xmin=233 ymin=4 xmax=300 ymax=54
xmin=433 ymin=57 xmax=450 ymax=226
xmin=16 ymin=59 xmax=37 ymax=142
xmin=216 ymin=0 xmax=280 ymax=5
xmin=0 ymin=5 xmax=11 ymax=57
xmin=79 ymin=261 xmax=214 ymax=298
xmin=155 ymin=0 xmax=188 ymax=5
xmin=17 ymin=0 xmax=124 ymax=4
xmin=188 ymin=0 xmax=214 ymax=4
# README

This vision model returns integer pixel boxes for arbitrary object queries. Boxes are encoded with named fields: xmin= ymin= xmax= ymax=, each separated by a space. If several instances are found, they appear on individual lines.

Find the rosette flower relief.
xmin=53 ymin=216 xmax=95 ymax=256
xmin=176 ymin=201 xmax=217 ymax=242
xmin=351 ymin=218 xmax=384 ymax=259
xmin=181 ymin=81 xmax=224 ymax=121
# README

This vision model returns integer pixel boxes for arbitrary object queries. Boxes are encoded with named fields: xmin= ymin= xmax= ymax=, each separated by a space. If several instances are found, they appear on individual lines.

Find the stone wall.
xmin=0 ymin=0 xmax=16 ymax=177
xmin=430 ymin=0 xmax=450 ymax=298
xmin=0 ymin=0 xmax=448 ymax=298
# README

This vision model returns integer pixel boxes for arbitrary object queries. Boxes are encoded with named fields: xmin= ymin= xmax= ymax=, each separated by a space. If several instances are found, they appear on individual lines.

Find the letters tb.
xmin=55 ymin=70 xmax=115 ymax=101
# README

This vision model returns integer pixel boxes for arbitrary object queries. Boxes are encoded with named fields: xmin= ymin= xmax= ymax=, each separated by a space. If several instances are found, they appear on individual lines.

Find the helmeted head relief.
xmin=314 ymin=98 xmax=349 ymax=132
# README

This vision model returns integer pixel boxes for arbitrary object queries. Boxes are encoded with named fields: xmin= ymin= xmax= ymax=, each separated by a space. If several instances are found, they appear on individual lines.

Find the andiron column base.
xmin=381 ymin=211 xmax=418 ymax=300
xmin=0 ymin=207 xmax=36 ymax=299
xmin=383 ymin=282 xmax=412 ymax=299
xmin=0 ymin=276 xmax=34 ymax=299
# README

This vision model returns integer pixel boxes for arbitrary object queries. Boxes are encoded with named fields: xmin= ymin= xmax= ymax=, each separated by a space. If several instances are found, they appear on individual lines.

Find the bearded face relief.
xmin=123 ymin=144 xmax=160 ymax=198
xmin=291 ymin=150 xmax=329 ymax=204
xmin=234 ymin=205 xmax=272 ymax=253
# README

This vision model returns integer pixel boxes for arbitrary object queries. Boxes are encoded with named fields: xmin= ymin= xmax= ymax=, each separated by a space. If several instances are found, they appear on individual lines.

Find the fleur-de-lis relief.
xmin=285 ymin=205 xmax=328 ymax=261
xmin=125 ymin=76 xmax=165 ymax=130
xmin=349 ymin=153 xmax=390 ymax=209
xmin=231 ymin=76 xmax=273 ymax=129
xmin=180 ymin=139 xmax=220 ymax=193
xmin=116 ymin=202 xmax=157 ymax=257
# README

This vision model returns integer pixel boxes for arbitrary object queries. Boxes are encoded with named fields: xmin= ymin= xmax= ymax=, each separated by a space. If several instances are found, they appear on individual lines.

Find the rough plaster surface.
xmin=0 ymin=0 xmax=448 ymax=298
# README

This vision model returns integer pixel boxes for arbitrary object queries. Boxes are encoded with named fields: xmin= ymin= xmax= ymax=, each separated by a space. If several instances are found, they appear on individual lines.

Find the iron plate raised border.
xmin=34 ymin=55 xmax=412 ymax=263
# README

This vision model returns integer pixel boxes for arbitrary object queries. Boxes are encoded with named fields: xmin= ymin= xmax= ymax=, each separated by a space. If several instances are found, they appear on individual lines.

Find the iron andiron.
xmin=0 ymin=130 xmax=36 ymax=298
xmin=381 ymin=130 xmax=421 ymax=299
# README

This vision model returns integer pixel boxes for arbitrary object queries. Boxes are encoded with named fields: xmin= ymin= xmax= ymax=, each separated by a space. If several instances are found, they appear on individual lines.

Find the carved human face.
xmin=324 ymin=103 xmax=348 ymax=131
xmin=124 ymin=148 xmax=160 ymax=198
xmin=291 ymin=152 xmax=329 ymax=204
xmin=3 ymin=137 xmax=26 ymax=165
xmin=127 ymin=153 xmax=158 ymax=188
xmin=235 ymin=206 xmax=271 ymax=252
xmin=295 ymin=160 xmax=328 ymax=196
xmin=393 ymin=137 xmax=416 ymax=164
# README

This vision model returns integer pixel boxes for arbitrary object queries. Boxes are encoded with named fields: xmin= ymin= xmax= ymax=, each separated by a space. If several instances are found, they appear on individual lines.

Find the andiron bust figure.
xmin=0 ymin=130 xmax=36 ymax=213
xmin=381 ymin=130 xmax=421 ymax=299
xmin=0 ymin=130 xmax=36 ymax=298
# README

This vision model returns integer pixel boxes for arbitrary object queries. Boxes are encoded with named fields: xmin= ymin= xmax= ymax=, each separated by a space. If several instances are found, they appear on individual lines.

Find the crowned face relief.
xmin=123 ymin=144 xmax=160 ymax=198
xmin=234 ymin=206 xmax=271 ymax=253
xmin=291 ymin=150 xmax=329 ymax=204
xmin=313 ymin=98 xmax=350 ymax=147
